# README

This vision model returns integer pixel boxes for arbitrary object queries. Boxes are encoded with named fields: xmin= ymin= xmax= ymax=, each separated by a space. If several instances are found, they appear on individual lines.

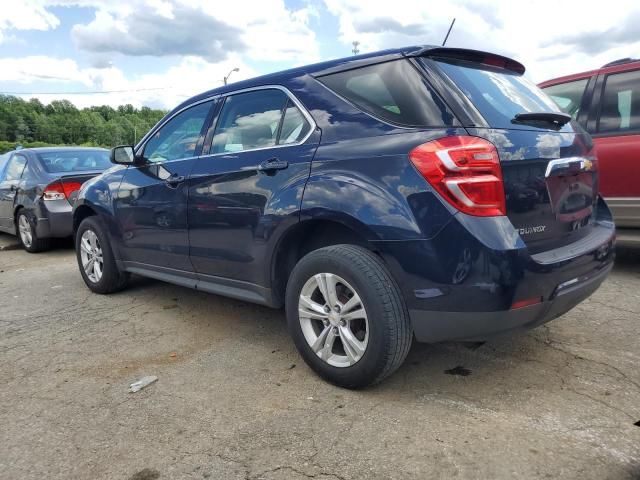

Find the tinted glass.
xmin=318 ymin=59 xmax=457 ymax=127
xmin=279 ymin=100 xmax=311 ymax=145
xmin=37 ymin=150 xmax=111 ymax=173
xmin=542 ymin=79 xmax=589 ymax=120
xmin=144 ymin=101 xmax=212 ymax=162
xmin=434 ymin=58 xmax=561 ymax=128
xmin=3 ymin=155 xmax=27 ymax=180
xmin=598 ymin=70 xmax=640 ymax=133
xmin=212 ymin=90 xmax=288 ymax=154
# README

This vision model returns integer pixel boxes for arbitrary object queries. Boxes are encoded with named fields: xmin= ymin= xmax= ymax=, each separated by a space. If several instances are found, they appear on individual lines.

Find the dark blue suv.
xmin=73 ymin=46 xmax=615 ymax=388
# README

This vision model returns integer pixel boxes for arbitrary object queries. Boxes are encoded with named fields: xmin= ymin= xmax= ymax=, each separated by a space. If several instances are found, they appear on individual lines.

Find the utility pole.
xmin=224 ymin=67 xmax=239 ymax=85
xmin=352 ymin=41 xmax=360 ymax=55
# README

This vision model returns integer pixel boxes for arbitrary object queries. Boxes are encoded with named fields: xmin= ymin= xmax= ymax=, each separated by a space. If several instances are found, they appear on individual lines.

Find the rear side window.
xmin=433 ymin=58 xmax=561 ymax=129
xmin=211 ymin=89 xmax=311 ymax=154
xmin=318 ymin=59 xmax=458 ymax=127
xmin=598 ymin=70 xmax=640 ymax=133
xmin=3 ymin=155 xmax=27 ymax=180
xmin=542 ymin=79 xmax=589 ymax=120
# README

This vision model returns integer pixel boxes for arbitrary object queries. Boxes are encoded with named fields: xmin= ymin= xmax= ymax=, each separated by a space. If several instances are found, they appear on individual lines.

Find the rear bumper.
xmin=615 ymin=228 xmax=640 ymax=247
xmin=373 ymin=198 xmax=616 ymax=343
xmin=409 ymin=262 xmax=611 ymax=342
xmin=34 ymin=200 xmax=73 ymax=238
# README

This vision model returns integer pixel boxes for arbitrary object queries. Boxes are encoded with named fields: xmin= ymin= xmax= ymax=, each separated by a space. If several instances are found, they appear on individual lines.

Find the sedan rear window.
xmin=37 ymin=151 xmax=111 ymax=173
xmin=431 ymin=58 xmax=562 ymax=129
xmin=317 ymin=59 xmax=458 ymax=127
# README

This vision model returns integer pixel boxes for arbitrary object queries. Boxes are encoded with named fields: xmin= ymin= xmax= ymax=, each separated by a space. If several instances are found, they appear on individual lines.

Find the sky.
xmin=0 ymin=0 xmax=638 ymax=110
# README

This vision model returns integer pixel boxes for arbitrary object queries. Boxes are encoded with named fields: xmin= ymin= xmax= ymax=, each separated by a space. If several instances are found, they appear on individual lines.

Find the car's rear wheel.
xmin=286 ymin=244 xmax=412 ymax=388
xmin=16 ymin=209 xmax=50 ymax=253
xmin=76 ymin=216 xmax=128 ymax=294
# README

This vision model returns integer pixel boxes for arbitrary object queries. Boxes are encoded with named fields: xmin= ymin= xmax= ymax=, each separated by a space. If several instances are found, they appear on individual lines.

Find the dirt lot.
xmin=1 ymin=233 xmax=639 ymax=480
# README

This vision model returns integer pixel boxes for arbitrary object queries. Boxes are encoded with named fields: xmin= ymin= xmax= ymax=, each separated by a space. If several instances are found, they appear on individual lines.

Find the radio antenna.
xmin=442 ymin=18 xmax=456 ymax=46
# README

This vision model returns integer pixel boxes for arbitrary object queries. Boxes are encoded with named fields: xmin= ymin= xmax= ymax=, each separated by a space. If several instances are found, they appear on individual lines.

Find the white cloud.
xmin=0 ymin=54 xmax=257 ymax=109
xmin=322 ymin=0 xmax=640 ymax=82
xmin=0 ymin=1 xmax=59 ymax=43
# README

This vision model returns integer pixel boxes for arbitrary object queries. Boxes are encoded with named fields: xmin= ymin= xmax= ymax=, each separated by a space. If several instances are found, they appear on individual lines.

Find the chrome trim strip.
xmin=544 ymin=156 xmax=595 ymax=178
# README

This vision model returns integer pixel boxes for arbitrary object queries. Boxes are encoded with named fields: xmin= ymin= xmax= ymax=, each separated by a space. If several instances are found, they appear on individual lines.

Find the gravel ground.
xmin=1 ymin=232 xmax=639 ymax=480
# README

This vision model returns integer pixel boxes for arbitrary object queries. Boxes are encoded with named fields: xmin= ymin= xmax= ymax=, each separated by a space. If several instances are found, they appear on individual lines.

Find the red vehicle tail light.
xmin=409 ymin=136 xmax=506 ymax=217
xmin=43 ymin=180 xmax=82 ymax=202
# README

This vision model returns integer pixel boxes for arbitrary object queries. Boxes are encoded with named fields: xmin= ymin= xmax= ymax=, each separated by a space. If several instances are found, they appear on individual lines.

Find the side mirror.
xmin=111 ymin=145 xmax=137 ymax=165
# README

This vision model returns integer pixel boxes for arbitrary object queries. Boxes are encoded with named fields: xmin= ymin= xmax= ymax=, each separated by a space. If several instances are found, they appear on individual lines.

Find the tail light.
xmin=409 ymin=136 xmax=506 ymax=217
xmin=43 ymin=180 xmax=83 ymax=202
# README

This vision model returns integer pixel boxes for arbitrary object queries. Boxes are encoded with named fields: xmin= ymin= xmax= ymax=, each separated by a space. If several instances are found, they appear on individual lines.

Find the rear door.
xmin=0 ymin=153 xmax=27 ymax=230
xmin=188 ymin=87 xmax=319 ymax=286
xmin=114 ymin=100 xmax=214 ymax=272
xmin=425 ymin=56 xmax=600 ymax=253
xmin=589 ymin=69 xmax=640 ymax=228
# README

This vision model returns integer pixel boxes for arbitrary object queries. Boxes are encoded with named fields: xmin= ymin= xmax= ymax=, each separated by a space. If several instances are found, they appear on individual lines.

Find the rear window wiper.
xmin=512 ymin=112 xmax=572 ymax=127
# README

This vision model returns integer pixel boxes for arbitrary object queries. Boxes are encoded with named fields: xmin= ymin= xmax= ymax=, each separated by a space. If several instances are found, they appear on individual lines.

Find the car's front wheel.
xmin=286 ymin=245 xmax=412 ymax=388
xmin=75 ymin=216 xmax=128 ymax=294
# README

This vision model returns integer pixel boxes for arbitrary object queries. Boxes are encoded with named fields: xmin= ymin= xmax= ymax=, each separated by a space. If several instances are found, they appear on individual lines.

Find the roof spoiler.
xmin=411 ymin=47 xmax=526 ymax=75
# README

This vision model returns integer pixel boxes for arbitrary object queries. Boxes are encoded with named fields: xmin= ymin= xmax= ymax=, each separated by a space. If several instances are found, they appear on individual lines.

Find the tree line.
xmin=0 ymin=95 xmax=167 ymax=153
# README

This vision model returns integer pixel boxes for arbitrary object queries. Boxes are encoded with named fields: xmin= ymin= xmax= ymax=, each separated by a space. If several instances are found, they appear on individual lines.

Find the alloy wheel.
xmin=18 ymin=215 xmax=33 ymax=248
xmin=298 ymin=273 xmax=369 ymax=368
xmin=80 ymin=229 xmax=104 ymax=283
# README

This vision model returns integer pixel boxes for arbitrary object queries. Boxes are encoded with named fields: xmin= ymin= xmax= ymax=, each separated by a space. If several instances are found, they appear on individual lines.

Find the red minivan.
xmin=540 ymin=58 xmax=640 ymax=246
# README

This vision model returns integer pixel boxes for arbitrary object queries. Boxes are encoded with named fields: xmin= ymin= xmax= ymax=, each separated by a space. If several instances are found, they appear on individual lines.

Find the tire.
xmin=16 ymin=209 xmax=51 ymax=253
xmin=286 ymin=244 xmax=412 ymax=389
xmin=75 ymin=216 xmax=129 ymax=294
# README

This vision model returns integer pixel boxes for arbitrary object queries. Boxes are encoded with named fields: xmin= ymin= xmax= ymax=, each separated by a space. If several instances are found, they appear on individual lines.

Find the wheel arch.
xmin=269 ymin=217 xmax=380 ymax=307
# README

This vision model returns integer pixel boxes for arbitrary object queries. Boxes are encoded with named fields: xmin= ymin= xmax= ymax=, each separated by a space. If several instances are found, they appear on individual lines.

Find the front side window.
xmin=144 ymin=101 xmax=213 ymax=163
xmin=212 ymin=89 xmax=306 ymax=154
xmin=318 ymin=59 xmax=457 ymax=127
xmin=3 ymin=155 xmax=27 ymax=181
xmin=598 ymin=70 xmax=640 ymax=133
xmin=541 ymin=78 xmax=589 ymax=120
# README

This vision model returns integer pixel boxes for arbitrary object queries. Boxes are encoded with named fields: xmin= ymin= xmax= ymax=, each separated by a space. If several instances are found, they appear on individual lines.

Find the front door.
xmin=188 ymin=88 xmax=319 ymax=287
xmin=114 ymin=100 xmax=214 ymax=272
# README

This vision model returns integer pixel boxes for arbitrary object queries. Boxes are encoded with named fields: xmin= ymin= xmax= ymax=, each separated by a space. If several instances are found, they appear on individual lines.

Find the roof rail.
xmin=602 ymin=58 xmax=638 ymax=68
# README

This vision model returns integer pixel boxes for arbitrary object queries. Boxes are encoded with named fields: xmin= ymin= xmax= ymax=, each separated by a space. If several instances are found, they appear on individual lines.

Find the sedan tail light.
xmin=409 ymin=136 xmax=506 ymax=217
xmin=43 ymin=180 xmax=83 ymax=202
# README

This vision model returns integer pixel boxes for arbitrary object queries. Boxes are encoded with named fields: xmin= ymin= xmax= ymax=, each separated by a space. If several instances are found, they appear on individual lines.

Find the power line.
xmin=0 ymin=87 xmax=169 ymax=95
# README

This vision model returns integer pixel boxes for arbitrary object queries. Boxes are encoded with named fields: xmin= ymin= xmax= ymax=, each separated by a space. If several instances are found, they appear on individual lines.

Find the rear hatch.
xmin=424 ymin=54 xmax=599 ymax=253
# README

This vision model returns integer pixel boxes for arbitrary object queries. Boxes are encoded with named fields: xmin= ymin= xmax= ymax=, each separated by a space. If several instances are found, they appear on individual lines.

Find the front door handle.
xmin=165 ymin=174 xmax=186 ymax=187
xmin=257 ymin=158 xmax=288 ymax=172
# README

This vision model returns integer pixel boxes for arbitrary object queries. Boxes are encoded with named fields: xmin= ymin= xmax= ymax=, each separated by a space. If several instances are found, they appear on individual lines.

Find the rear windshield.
xmin=317 ymin=59 xmax=458 ymax=127
xmin=36 ymin=150 xmax=111 ymax=174
xmin=431 ymin=58 xmax=562 ymax=129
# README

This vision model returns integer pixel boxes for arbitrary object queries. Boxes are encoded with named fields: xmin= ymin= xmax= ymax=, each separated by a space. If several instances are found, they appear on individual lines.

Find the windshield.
xmin=36 ymin=150 xmax=111 ymax=174
xmin=431 ymin=58 xmax=562 ymax=129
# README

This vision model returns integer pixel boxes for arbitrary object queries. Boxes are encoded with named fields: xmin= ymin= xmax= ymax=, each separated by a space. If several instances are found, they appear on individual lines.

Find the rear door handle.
xmin=165 ymin=174 xmax=186 ymax=187
xmin=257 ymin=158 xmax=288 ymax=172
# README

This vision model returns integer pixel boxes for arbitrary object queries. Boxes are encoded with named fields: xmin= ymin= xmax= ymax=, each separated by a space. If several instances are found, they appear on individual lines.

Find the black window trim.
xmin=203 ymin=85 xmax=316 ymax=157
xmin=590 ymin=69 xmax=640 ymax=138
xmin=315 ymin=57 xmax=461 ymax=129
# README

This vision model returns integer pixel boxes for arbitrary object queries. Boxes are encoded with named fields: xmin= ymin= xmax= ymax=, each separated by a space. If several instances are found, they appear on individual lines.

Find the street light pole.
xmin=224 ymin=67 xmax=240 ymax=85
